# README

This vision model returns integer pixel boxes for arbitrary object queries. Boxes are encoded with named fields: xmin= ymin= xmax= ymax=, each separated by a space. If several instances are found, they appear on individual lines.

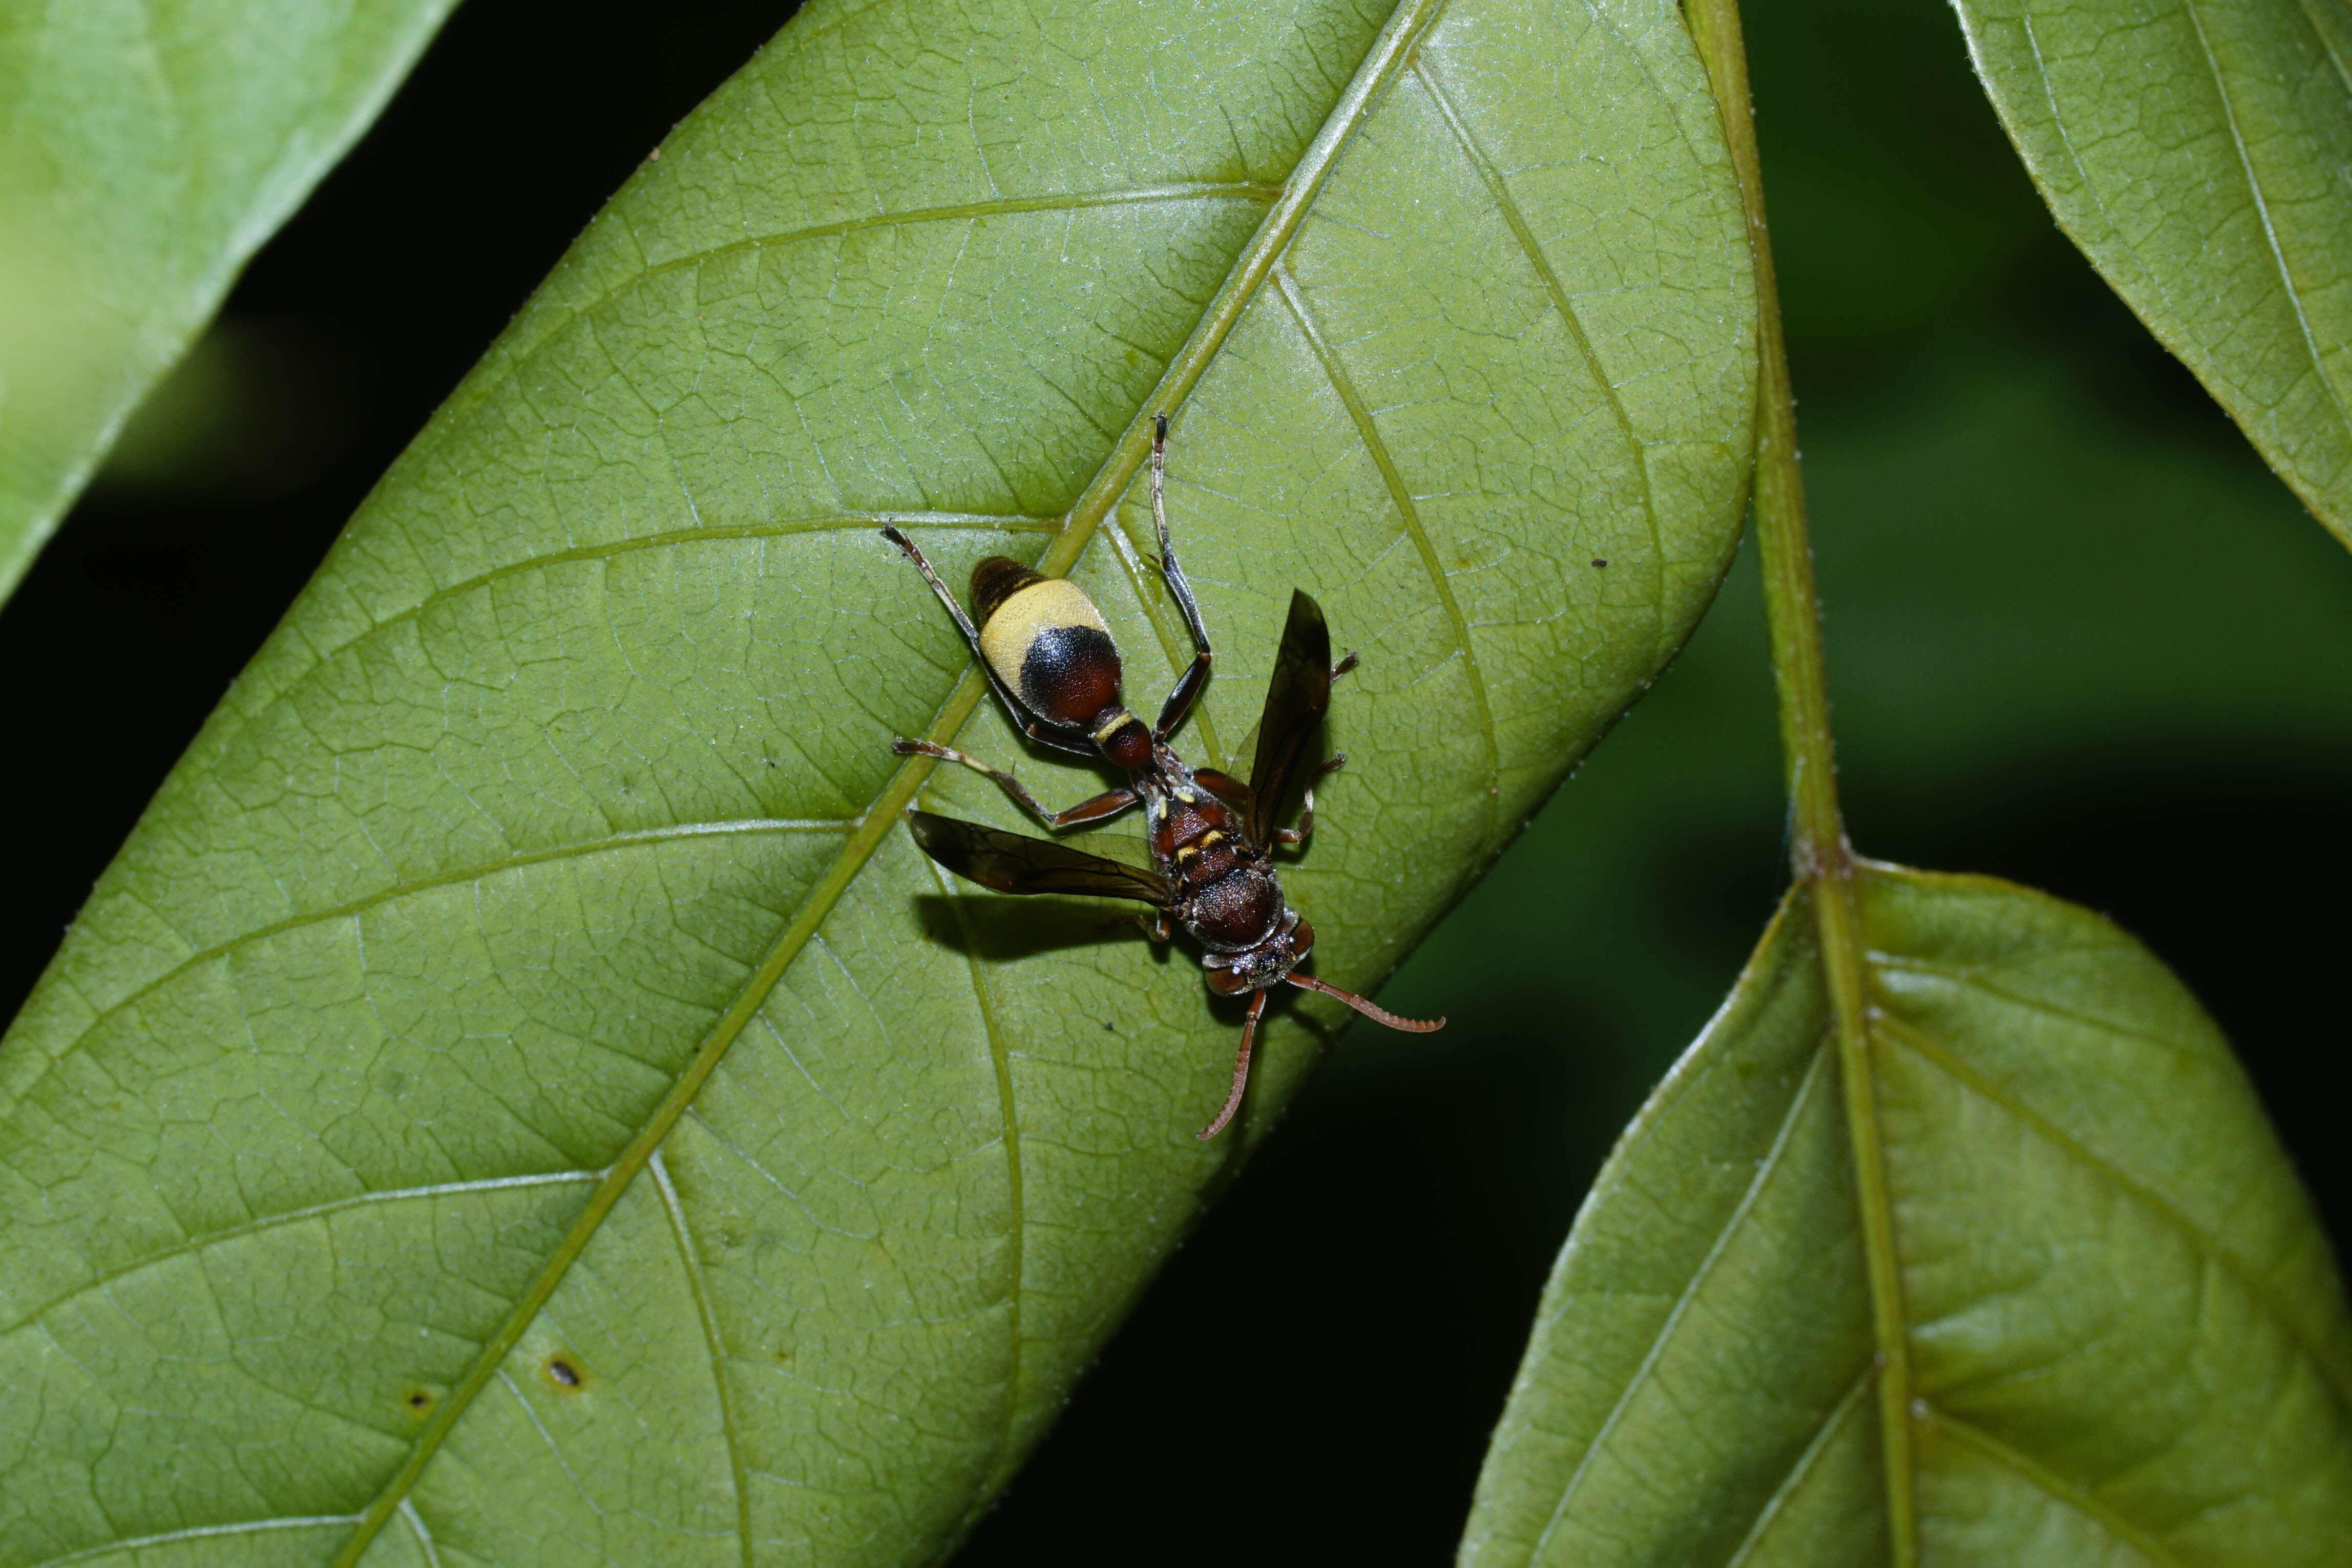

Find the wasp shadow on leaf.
xmin=913 ymin=895 xmax=1169 ymax=965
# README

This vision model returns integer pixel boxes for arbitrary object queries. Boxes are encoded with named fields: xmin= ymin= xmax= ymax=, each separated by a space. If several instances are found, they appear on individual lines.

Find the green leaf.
xmin=0 ymin=0 xmax=1755 ymax=1561
xmin=0 ymin=0 xmax=463 ymax=605
xmin=1461 ymin=863 xmax=2352 ymax=1566
xmin=1950 ymin=0 xmax=2352 ymax=547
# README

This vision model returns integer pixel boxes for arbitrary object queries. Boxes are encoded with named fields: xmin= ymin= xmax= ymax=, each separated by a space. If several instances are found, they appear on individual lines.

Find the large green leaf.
xmin=0 ymin=0 xmax=1755 ymax=1561
xmin=0 ymin=0 xmax=463 ymax=604
xmin=1951 ymin=0 xmax=2352 ymax=547
xmin=1461 ymin=863 xmax=2352 ymax=1566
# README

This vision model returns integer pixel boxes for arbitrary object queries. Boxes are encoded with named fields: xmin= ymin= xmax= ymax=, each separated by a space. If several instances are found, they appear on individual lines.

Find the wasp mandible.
xmin=883 ymin=416 xmax=1443 ymax=1140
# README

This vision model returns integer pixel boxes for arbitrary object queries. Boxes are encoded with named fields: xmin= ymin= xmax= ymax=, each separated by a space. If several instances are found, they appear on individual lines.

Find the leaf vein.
xmin=1873 ymin=1009 xmax=2352 ymax=1407
xmin=1719 ymin=1366 xmax=1875 ymax=1568
xmin=1525 ymin=1040 xmax=1835 ymax=1561
xmin=1867 ymin=952 xmax=2198 ymax=1056
xmin=48 ymin=817 xmax=852 ymax=1078
xmin=1408 ymin=56 xmax=1669 ymax=641
xmin=2177 ymin=0 xmax=2352 ymax=441
xmin=490 ymin=183 xmax=1282 ymax=400
xmin=24 ymin=1514 xmax=361 ymax=1568
xmin=930 ymin=863 xmax=1031 ymax=1512
xmin=2 ymin=1170 xmax=601 ymax=1338
xmin=649 ymin=1149 xmax=755 ymax=1566
xmin=309 ymin=513 xmax=1057 ymax=677
xmin=397 ymin=1500 xmax=444 ymax=1568
xmin=1925 ymin=1408 xmax=2192 ymax=1567
xmin=1271 ymin=260 xmax=1502 ymax=845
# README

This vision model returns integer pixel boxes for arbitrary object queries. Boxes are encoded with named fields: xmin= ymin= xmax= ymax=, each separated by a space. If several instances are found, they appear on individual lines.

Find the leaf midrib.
xmin=329 ymin=0 xmax=1455 ymax=1553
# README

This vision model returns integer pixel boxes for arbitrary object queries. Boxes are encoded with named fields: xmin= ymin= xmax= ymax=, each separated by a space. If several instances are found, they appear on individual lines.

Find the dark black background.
xmin=5 ymin=0 xmax=2346 ymax=1561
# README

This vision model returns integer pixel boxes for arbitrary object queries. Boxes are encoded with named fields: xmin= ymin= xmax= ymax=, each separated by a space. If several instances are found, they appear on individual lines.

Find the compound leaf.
xmin=0 ymin=0 xmax=1756 ymax=1562
xmin=0 ymin=0 xmax=463 ymax=604
xmin=1462 ymin=863 xmax=2352 ymax=1567
xmin=1953 ymin=0 xmax=2352 ymax=547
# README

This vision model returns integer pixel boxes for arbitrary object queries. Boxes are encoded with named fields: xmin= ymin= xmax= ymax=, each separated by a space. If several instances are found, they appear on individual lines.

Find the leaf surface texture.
xmin=0 ymin=0 xmax=1756 ymax=1561
xmin=1462 ymin=864 xmax=2352 ymax=1567
xmin=0 ymin=0 xmax=460 ymax=602
xmin=1955 ymin=0 xmax=2352 ymax=545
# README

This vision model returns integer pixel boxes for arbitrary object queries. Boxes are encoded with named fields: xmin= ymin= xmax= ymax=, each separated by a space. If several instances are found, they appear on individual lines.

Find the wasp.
xmin=883 ymin=416 xmax=1443 ymax=1140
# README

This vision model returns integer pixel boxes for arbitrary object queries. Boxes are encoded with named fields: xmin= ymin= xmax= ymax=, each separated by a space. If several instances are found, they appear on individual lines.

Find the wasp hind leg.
xmin=1274 ymin=753 xmax=1347 ymax=848
xmin=892 ymin=738 xmax=1138 ymax=829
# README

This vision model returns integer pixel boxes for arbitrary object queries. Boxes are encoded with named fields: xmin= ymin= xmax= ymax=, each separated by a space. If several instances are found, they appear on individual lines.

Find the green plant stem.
xmin=1684 ymin=1 xmax=1918 ymax=1558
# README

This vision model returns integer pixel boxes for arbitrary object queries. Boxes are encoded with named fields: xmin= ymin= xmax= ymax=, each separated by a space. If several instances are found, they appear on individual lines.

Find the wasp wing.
xmin=907 ymin=810 xmax=1172 ymax=903
xmin=1244 ymin=589 xmax=1334 ymax=849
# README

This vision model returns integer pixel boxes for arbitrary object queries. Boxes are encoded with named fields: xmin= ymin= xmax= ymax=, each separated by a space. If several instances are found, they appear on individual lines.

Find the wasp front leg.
xmin=1146 ymin=414 xmax=1218 ymax=742
xmin=892 ymin=738 xmax=1138 ymax=829
xmin=1274 ymin=752 xmax=1347 ymax=847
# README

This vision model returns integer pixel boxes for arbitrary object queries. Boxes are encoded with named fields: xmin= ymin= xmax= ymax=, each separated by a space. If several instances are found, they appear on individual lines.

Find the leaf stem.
xmin=1684 ymin=1 xmax=1918 ymax=1559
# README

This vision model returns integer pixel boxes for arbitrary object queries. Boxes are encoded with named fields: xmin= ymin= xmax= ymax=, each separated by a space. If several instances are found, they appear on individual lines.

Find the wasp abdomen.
xmin=970 ymin=556 xmax=1044 ymax=623
xmin=972 ymin=566 xmax=1126 ymax=730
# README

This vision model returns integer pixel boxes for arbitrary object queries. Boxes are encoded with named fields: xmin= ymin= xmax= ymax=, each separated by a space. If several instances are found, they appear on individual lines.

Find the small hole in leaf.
xmin=544 ymin=1355 xmax=584 ymax=1389
xmin=402 ymin=1387 xmax=436 ymax=1415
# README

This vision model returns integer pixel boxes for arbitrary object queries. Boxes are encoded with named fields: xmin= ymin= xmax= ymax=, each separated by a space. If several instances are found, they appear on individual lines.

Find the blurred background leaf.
xmin=0 ymin=0 xmax=1754 ymax=1560
xmin=3 ymin=0 xmax=2350 ymax=1562
xmin=1952 ymin=0 xmax=2352 ymax=547
xmin=1461 ymin=867 xmax=2352 ymax=1567
xmin=0 ymin=0 xmax=463 ymax=603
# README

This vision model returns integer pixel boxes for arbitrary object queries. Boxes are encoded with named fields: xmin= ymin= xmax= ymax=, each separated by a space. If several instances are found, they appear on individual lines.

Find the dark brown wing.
xmin=1244 ymin=589 xmax=1333 ymax=848
xmin=907 ymin=810 xmax=1172 ymax=903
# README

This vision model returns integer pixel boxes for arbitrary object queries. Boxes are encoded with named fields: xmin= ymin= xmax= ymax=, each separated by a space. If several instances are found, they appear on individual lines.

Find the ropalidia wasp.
xmin=881 ymin=414 xmax=1444 ymax=1141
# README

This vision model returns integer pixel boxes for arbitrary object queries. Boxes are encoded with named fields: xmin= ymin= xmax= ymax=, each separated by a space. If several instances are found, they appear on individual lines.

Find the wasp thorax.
xmin=971 ymin=558 xmax=1125 ymax=730
xmin=1187 ymin=867 xmax=1283 ymax=953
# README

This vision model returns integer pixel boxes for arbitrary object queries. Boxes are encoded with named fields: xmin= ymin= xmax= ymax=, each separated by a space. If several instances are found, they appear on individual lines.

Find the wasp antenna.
xmin=1285 ymin=972 xmax=1444 ymax=1033
xmin=1196 ymin=988 xmax=1270 ymax=1141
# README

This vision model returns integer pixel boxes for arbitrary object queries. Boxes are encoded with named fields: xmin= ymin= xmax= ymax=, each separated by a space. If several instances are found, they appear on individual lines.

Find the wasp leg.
xmin=1146 ymin=414 xmax=1216 ymax=741
xmin=1193 ymin=768 xmax=1252 ymax=811
xmin=1090 ymin=907 xmax=1170 ymax=939
xmin=892 ymin=738 xmax=1139 ymax=829
xmin=881 ymin=524 xmax=1096 ymax=759
xmin=1273 ymin=752 xmax=1347 ymax=847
